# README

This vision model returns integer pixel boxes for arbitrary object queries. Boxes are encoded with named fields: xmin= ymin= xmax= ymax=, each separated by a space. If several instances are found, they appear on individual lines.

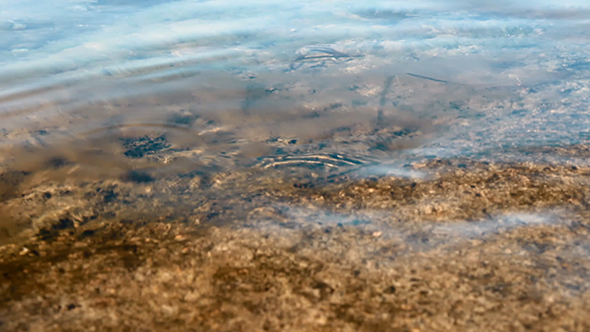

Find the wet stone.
xmin=44 ymin=157 xmax=72 ymax=169
xmin=121 ymin=135 xmax=170 ymax=159
xmin=122 ymin=170 xmax=155 ymax=183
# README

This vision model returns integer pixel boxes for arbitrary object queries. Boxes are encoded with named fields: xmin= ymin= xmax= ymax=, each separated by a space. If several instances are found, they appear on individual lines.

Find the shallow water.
xmin=1 ymin=0 xmax=590 ymax=231
xmin=1 ymin=0 xmax=590 ymax=244
xmin=2 ymin=0 xmax=590 ymax=164
xmin=2 ymin=2 xmax=590 ymax=328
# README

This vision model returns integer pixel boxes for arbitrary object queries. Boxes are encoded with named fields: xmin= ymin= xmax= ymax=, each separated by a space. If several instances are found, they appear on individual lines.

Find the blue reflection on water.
xmin=2 ymin=1 xmax=588 ymax=87
xmin=1 ymin=0 xmax=589 ymax=162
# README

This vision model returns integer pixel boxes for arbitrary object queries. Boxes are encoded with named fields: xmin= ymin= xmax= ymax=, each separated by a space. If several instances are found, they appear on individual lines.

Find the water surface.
xmin=3 ymin=2 xmax=590 ymax=329
xmin=1 ymin=0 xmax=590 ymax=241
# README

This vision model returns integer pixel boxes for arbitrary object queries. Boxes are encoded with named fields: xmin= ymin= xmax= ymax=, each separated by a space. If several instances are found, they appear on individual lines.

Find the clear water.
xmin=3 ymin=3 xmax=590 ymax=326
xmin=2 ymin=0 xmax=589 ymax=155
xmin=1 ymin=0 xmax=590 ymax=214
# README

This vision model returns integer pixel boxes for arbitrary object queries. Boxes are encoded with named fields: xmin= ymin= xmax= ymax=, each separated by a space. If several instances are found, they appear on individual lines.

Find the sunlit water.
xmin=1 ymin=0 xmax=590 ymax=235
xmin=4 ymin=3 xmax=590 ymax=326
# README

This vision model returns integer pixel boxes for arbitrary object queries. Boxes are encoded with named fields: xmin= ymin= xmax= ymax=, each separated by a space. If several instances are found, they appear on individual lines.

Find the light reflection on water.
xmin=2 ymin=0 xmax=589 ymax=150
xmin=273 ymin=205 xmax=560 ymax=249
xmin=1 ymin=1 xmax=590 ymax=238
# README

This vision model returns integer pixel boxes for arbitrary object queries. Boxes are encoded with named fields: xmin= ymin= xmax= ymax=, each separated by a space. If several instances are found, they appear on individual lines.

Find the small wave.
xmin=258 ymin=153 xmax=371 ymax=169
